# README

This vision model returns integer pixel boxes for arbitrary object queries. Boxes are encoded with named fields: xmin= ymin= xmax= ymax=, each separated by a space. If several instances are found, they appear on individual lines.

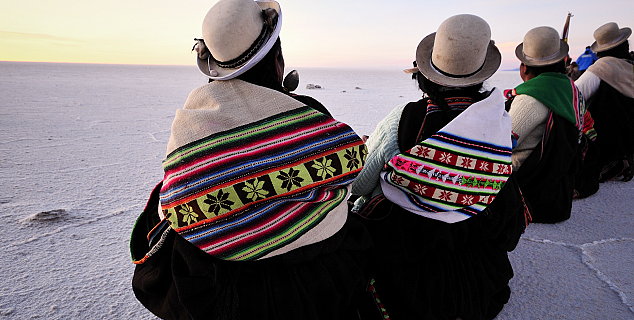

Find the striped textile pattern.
xmin=159 ymin=106 xmax=366 ymax=260
xmin=571 ymin=77 xmax=583 ymax=130
xmin=384 ymin=131 xmax=512 ymax=217
xmin=425 ymin=97 xmax=474 ymax=114
xmin=582 ymin=111 xmax=597 ymax=141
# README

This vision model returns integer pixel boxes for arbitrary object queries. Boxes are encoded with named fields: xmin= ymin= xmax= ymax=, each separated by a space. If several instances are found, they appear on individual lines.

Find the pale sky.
xmin=1 ymin=0 xmax=632 ymax=70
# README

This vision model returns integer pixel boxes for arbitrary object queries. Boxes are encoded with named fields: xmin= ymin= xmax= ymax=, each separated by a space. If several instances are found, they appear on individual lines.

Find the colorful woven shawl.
xmin=586 ymin=57 xmax=634 ymax=99
xmin=380 ymin=89 xmax=513 ymax=223
xmin=160 ymin=106 xmax=366 ymax=260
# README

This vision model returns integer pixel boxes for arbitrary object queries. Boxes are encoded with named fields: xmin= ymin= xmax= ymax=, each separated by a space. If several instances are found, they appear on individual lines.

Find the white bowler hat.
xmin=195 ymin=0 xmax=282 ymax=80
xmin=591 ymin=22 xmax=631 ymax=53
xmin=515 ymin=26 xmax=569 ymax=67
xmin=416 ymin=14 xmax=501 ymax=87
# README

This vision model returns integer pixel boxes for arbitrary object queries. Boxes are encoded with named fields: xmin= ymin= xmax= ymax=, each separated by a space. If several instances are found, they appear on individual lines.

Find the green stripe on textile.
xmin=392 ymin=153 xmax=507 ymax=184
xmin=385 ymin=166 xmax=503 ymax=196
xmin=162 ymin=145 xmax=363 ymax=219
xmin=225 ymin=189 xmax=346 ymax=260
xmin=163 ymin=107 xmax=321 ymax=168
xmin=415 ymin=142 xmax=512 ymax=166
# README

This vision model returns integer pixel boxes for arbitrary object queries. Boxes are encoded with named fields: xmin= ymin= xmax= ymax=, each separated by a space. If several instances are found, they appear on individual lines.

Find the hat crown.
xmin=202 ymin=0 xmax=264 ymax=62
xmin=431 ymin=14 xmax=491 ymax=76
xmin=515 ymin=26 xmax=568 ymax=66
xmin=522 ymin=26 xmax=562 ymax=60
xmin=590 ymin=22 xmax=631 ymax=53
xmin=594 ymin=22 xmax=623 ymax=46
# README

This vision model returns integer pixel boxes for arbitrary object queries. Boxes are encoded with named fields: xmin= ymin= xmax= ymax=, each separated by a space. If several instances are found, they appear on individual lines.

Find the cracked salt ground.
xmin=495 ymin=180 xmax=634 ymax=320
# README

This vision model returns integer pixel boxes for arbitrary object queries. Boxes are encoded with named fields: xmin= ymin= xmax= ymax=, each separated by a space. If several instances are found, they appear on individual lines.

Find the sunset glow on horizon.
xmin=1 ymin=0 xmax=632 ymax=71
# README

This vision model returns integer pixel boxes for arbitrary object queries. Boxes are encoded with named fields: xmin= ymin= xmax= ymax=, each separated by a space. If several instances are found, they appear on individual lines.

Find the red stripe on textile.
xmin=570 ymin=78 xmax=581 ymax=129
xmin=355 ymin=194 xmax=387 ymax=218
xmin=164 ymin=111 xmax=333 ymax=167
xmin=390 ymin=155 xmax=511 ymax=183
xmin=163 ymin=119 xmax=339 ymax=189
xmin=162 ymin=140 xmax=363 ymax=210
xmin=201 ymin=203 xmax=324 ymax=257
xmin=198 ymin=202 xmax=306 ymax=253
xmin=195 ymin=190 xmax=343 ymax=257
xmin=538 ymin=112 xmax=555 ymax=162
xmin=403 ymin=179 xmax=497 ymax=206
xmin=167 ymin=117 xmax=335 ymax=173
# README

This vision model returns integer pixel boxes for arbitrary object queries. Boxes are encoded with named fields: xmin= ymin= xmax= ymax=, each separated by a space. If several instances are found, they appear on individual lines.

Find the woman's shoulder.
xmin=287 ymin=94 xmax=332 ymax=117
xmin=396 ymin=99 xmax=429 ymax=150
xmin=509 ymin=94 xmax=549 ymax=115
xmin=363 ymin=102 xmax=415 ymax=157
xmin=375 ymin=102 xmax=415 ymax=131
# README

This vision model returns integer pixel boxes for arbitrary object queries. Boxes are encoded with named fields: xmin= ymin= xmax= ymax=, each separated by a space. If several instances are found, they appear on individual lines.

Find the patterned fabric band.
xmin=425 ymin=96 xmax=474 ymax=114
xmin=383 ymin=132 xmax=511 ymax=213
xmin=582 ymin=111 xmax=597 ymax=141
xmin=160 ymin=106 xmax=366 ymax=260
xmin=380 ymin=88 xmax=513 ymax=223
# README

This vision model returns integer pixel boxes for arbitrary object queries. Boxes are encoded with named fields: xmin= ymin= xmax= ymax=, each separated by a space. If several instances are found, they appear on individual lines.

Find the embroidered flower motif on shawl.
xmin=160 ymin=106 xmax=366 ymax=260
xmin=380 ymin=89 xmax=513 ymax=223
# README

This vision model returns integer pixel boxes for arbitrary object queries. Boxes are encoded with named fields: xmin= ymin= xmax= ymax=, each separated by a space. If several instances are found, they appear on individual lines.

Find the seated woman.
xmin=351 ymin=14 xmax=529 ymax=320
xmin=575 ymin=22 xmax=634 ymax=182
xmin=508 ymin=26 xmax=586 ymax=222
xmin=129 ymin=1 xmax=371 ymax=319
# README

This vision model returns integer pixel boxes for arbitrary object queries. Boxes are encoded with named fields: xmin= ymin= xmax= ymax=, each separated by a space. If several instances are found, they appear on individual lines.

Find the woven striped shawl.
xmin=160 ymin=106 xmax=366 ymax=260
xmin=380 ymin=89 xmax=512 ymax=223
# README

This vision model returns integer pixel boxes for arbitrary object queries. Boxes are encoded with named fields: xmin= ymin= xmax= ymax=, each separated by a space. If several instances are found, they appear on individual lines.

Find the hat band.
xmin=212 ymin=12 xmax=276 ymax=69
xmin=431 ymin=57 xmax=486 ymax=79
xmin=523 ymin=49 xmax=561 ymax=63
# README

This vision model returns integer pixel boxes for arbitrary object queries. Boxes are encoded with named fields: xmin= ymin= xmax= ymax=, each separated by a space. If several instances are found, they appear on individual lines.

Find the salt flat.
xmin=0 ymin=62 xmax=632 ymax=319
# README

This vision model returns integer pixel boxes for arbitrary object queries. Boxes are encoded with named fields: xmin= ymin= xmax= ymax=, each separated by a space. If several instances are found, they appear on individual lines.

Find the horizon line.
xmin=0 ymin=60 xmax=522 ymax=72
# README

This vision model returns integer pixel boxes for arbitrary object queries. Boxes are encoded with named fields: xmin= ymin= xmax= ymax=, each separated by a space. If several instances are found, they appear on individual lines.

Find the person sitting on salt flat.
xmin=575 ymin=22 xmax=634 ymax=183
xmin=350 ymin=14 xmax=529 ymax=320
xmin=506 ymin=26 xmax=586 ymax=223
xmin=129 ymin=1 xmax=371 ymax=319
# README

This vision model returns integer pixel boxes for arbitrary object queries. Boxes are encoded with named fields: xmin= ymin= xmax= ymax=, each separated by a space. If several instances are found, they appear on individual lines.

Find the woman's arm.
xmin=351 ymin=104 xmax=405 ymax=196
xmin=575 ymin=70 xmax=601 ymax=102
xmin=509 ymin=95 xmax=550 ymax=170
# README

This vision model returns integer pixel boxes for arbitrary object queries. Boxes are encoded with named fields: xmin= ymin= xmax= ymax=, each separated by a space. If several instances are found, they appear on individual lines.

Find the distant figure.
xmin=575 ymin=46 xmax=599 ymax=72
xmin=351 ymin=14 xmax=529 ymax=319
xmin=507 ymin=26 xmax=585 ymax=223
xmin=575 ymin=22 xmax=634 ymax=182
xmin=129 ymin=1 xmax=371 ymax=319
xmin=568 ymin=61 xmax=582 ymax=81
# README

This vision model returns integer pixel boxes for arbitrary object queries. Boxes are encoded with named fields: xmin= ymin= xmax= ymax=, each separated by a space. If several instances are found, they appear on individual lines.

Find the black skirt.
xmin=352 ymin=97 xmax=528 ymax=319
xmin=585 ymin=80 xmax=634 ymax=182
xmin=357 ymin=175 xmax=527 ymax=320
xmin=131 ymin=183 xmax=373 ymax=320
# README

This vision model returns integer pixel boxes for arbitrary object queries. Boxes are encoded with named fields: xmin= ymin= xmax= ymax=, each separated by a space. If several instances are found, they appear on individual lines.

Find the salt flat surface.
xmin=0 ymin=62 xmax=632 ymax=319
